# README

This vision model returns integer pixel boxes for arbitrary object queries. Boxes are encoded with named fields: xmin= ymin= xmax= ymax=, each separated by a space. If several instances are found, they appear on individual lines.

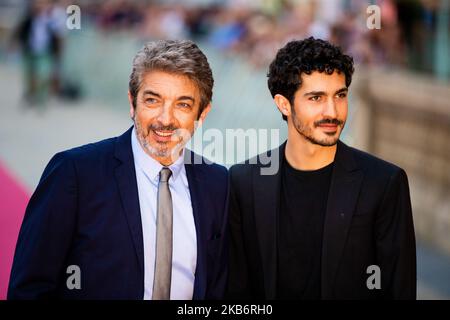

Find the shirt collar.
xmin=131 ymin=127 xmax=185 ymax=183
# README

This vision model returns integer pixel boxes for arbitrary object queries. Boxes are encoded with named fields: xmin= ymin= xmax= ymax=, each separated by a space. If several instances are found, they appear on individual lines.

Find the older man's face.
xmin=129 ymin=70 xmax=210 ymax=165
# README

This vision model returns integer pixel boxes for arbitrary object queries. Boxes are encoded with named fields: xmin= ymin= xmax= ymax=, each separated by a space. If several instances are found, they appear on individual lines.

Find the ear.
xmin=197 ymin=103 xmax=212 ymax=127
xmin=128 ymin=91 xmax=135 ymax=120
xmin=274 ymin=94 xmax=292 ymax=118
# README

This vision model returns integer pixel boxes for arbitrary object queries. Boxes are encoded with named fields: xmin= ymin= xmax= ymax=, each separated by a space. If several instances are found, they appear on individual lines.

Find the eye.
xmin=309 ymin=96 xmax=321 ymax=102
xmin=145 ymin=98 xmax=158 ymax=104
xmin=178 ymin=102 xmax=191 ymax=108
xmin=337 ymin=92 xmax=347 ymax=99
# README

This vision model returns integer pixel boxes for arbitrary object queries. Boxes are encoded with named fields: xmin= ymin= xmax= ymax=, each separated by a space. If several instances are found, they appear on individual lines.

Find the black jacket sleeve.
xmin=375 ymin=168 xmax=416 ymax=299
xmin=226 ymin=166 xmax=253 ymax=299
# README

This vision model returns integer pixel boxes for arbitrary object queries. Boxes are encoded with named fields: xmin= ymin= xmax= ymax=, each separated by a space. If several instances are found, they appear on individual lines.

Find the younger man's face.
xmin=289 ymin=71 xmax=348 ymax=147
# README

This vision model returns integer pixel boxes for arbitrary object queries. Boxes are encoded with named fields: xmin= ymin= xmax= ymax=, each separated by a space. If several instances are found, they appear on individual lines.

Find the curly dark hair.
xmin=267 ymin=37 xmax=354 ymax=121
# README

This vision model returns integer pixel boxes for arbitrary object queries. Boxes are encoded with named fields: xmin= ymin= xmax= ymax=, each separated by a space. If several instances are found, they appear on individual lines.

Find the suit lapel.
xmin=321 ymin=141 xmax=363 ymax=298
xmin=114 ymin=127 xmax=145 ymax=278
xmin=253 ymin=144 xmax=285 ymax=299
xmin=184 ymin=151 xmax=207 ymax=300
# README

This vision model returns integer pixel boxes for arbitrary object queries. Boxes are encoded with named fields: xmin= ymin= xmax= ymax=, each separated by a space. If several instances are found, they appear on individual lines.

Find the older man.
xmin=8 ymin=40 xmax=228 ymax=300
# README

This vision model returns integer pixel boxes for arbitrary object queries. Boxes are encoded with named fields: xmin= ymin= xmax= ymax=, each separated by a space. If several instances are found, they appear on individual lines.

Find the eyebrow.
xmin=142 ymin=90 xmax=161 ymax=98
xmin=177 ymin=96 xmax=195 ymax=103
xmin=142 ymin=90 xmax=195 ymax=103
xmin=303 ymin=87 xmax=348 ymax=97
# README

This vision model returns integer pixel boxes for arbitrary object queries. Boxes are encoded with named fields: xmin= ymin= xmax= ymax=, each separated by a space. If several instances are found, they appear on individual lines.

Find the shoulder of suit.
xmin=53 ymin=135 xmax=117 ymax=164
xmin=228 ymin=142 xmax=407 ymax=179
xmin=186 ymin=150 xmax=228 ymax=176
xmin=343 ymin=143 xmax=405 ymax=177
xmin=229 ymin=147 xmax=277 ymax=176
xmin=39 ymin=136 xmax=117 ymax=183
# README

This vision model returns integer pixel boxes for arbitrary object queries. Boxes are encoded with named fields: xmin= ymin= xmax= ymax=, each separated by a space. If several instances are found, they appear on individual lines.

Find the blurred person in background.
xmin=12 ymin=0 xmax=67 ymax=105
xmin=227 ymin=38 xmax=416 ymax=300
xmin=8 ymin=40 xmax=228 ymax=300
xmin=47 ymin=0 xmax=68 ymax=97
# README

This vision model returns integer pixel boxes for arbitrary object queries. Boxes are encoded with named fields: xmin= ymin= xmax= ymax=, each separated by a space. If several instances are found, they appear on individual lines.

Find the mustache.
xmin=314 ymin=118 xmax=344 ymax=127
xmin=148 ymin=123 xmax=179 ymax=132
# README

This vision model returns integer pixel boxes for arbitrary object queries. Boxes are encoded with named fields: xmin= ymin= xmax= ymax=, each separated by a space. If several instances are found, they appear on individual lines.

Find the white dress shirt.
xmin=131 ymin=128 xmax=197 ymax=300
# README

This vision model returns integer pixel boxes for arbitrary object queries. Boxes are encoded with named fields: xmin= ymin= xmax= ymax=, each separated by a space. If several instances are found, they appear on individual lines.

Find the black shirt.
xmin=276 ymin=158 xmax=334 ymax=299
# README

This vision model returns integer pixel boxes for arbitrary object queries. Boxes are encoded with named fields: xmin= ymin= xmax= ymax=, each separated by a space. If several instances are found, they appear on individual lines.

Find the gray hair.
xmin=129 ymin=40 xmax=213 ymax=113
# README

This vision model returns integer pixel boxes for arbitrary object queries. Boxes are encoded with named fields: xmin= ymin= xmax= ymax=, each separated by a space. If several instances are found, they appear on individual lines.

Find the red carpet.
xmin=0 ymin=160 xmax=30 ymax=300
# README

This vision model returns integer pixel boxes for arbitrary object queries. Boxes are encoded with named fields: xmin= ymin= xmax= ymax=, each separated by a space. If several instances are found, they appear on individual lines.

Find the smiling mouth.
xmin=151 ymin=129 xmax=177 ymax=143
xmin=154 ymin=130 xmax=174 ymax=137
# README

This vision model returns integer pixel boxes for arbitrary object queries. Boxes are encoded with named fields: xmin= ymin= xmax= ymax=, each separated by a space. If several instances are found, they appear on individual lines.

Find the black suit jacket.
xmin=227 ymin=141 xmax=416 ymax=299
xmin=8 ymin=127 xmax=229 ymax=300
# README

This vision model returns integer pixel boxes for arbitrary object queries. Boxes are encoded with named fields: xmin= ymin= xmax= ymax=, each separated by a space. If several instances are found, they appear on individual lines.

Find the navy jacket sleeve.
xmin=8 ymin=151 xmax=78 ymax=299
xmin=205 ymin=165 xmax=230 ymax=300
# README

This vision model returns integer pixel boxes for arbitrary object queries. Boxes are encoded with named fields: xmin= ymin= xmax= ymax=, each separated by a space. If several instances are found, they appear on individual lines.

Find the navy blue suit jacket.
xmin=8 ymin=127 xmax=229 ymax=299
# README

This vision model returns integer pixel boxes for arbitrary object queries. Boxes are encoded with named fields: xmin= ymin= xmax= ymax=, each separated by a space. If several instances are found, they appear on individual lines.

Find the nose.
xmin=157 ymin=103 xmax=173 ymax=126
xmin=322 ymin=97 xmax=337 ymax=119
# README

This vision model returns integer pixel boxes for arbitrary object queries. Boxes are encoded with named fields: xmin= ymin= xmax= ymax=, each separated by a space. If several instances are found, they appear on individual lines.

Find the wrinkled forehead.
xmin=139 ymin=70 xmax=201 ymax=101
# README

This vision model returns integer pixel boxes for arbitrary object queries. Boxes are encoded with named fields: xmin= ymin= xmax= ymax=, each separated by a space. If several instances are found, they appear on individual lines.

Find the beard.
xmin=133 ymin=116 xmax=188 ymax=162
xmin=292 ymin=110 xmax=345 ymax=147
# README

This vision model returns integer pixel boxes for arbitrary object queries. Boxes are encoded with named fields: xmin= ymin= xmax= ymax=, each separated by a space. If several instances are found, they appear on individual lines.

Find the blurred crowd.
xmin=79 ymin=0 xmax=445 ymax=70
xmin=6 ymin=0 xmax=447 ymax=104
